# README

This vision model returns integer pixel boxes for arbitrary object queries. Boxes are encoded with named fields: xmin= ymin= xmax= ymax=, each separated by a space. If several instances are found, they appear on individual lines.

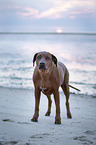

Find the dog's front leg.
xmin=45 ymin=95 xmax=52 ymax=116
xmin=54 ymin=90 xmax=61 ymax=124
xmin=31 ymin=88 xmax=41 ymax=122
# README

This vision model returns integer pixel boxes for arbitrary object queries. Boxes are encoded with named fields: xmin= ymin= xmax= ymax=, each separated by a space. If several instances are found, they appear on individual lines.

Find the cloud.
xmin=16 ymin=0 xmax=96 ymax=20
xmin=17 ymin=7 xmax=39 ymax=18
xmin=0 ymin=0 xmax=96 ymax=32
xmin=17 ymin=2 xmax=71 ymax=19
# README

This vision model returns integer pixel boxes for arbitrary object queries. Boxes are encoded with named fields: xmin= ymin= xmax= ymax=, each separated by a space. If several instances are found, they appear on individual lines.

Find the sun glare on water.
xmin=56 ymin=28 xmax=63 ymax=33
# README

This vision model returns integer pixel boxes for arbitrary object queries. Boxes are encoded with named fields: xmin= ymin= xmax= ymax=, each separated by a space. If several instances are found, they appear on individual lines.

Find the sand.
xmin=0 ymin=87 xmax=96 ymax=145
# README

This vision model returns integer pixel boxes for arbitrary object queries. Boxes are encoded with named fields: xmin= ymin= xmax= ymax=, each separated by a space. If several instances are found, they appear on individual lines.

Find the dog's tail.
xmin=69 ymin=84 xmax=81 ymax=92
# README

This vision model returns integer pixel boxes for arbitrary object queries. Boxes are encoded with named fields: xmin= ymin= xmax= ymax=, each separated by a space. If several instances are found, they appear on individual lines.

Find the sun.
xmin=56 ymin=28 xmax=63 ymax=33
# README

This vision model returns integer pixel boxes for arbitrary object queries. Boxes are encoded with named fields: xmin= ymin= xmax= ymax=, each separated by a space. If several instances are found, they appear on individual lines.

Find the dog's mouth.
xmin=39 ymin=66 xmax=47 ymax=70
xmin=39 ymin=62 xmax=47 ymax=70
xmin=39 ymin=68 xmax=48 ymax=75
xmin=39 ymin=65 xmax=48 ymax=74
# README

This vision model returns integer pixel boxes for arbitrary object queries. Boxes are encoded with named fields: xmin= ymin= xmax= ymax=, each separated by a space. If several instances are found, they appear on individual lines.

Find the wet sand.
xmin=0 ymin=87 xmax=96 ymax=145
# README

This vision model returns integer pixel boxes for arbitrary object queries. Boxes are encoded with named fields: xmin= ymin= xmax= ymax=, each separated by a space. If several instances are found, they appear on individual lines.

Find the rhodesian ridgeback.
xmin=31 ymin=51 xmax=72 ymax=124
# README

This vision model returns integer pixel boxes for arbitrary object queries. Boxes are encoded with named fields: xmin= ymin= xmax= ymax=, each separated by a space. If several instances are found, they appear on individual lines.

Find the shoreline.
xmin=0 ymin=87 xmax=96 ymax=145
xmin=0 ymin=86 xmax=95 ymax=98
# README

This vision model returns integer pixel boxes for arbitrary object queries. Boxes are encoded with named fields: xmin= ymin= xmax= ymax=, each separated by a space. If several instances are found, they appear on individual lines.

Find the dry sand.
xmin=0 ymin=87 xmax=96 ymax=145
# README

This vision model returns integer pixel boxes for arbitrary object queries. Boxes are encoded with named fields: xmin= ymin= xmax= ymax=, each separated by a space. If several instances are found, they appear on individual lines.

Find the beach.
xmin=0 ymin=87 xmax=96 ymax=145
xmin=0 ymin=0 xmax=96 ymax=142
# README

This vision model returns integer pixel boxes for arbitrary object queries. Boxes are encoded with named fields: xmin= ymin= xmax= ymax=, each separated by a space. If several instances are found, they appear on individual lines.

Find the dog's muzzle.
xmin=39 ymin=61 xmax=46 ymax=70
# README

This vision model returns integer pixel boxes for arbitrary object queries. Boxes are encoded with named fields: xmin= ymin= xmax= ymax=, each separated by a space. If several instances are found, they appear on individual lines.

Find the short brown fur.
xmin=31 ymin=51 xmax=72 ymax=124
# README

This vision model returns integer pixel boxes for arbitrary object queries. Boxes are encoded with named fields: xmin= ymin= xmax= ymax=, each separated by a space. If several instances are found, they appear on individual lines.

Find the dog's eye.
xmin=37 ymin=55 xmax=41 ymax=60
xmin=46 ymin=56 xmax=50 ymax=60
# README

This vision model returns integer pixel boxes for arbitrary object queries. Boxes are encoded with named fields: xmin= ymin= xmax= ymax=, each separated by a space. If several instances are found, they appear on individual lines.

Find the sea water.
xmin=0 ymin=34 xmax=96 ymax=96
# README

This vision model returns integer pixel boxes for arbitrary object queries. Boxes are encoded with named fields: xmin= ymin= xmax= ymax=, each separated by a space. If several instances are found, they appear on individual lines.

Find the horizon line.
xmin=0 ymin=32 xmax=96 ymax=35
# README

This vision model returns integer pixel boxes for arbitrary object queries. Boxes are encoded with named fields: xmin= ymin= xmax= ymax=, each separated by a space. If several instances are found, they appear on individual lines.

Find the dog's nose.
xmin=39 ymin=61 xmax=46 ymax=69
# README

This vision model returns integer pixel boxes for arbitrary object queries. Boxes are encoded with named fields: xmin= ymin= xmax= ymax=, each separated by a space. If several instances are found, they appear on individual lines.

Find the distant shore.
xmin=0 ymin=32 xmax=96 ymax=35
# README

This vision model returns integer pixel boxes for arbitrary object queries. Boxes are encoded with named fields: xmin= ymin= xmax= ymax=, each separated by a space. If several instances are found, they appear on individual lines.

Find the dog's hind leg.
xmin=45 ymin=95 xmax=52 ymax=116
xmin=61 ymin=83 xmax=72 ymax=119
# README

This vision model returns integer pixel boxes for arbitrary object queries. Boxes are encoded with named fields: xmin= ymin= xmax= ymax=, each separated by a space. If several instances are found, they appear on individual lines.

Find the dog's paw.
xmin=55 ymin=119 xmax=61 ymax=124
xmin=31 ymin=117 xmax=38 ymax=122
xmin=67 ymin=113 xmax=72 ymax=119
xmin=45 ymin=112 xmax=50 ymax=116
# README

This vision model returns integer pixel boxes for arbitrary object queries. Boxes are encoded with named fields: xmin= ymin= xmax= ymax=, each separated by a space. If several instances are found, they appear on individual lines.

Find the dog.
xmin=31 ymin=51 xmax=72 ymax=124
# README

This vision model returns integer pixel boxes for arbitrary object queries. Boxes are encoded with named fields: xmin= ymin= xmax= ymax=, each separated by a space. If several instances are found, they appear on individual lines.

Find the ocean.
xmin=0 ymin=33 xmax=96 ymax=96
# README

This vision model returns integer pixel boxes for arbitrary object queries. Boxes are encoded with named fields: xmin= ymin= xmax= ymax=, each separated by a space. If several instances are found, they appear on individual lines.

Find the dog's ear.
xmin=33 ymin=53 xmax=38 ymax=67
xmin=52 ymin=54 xmax=57 ymax=67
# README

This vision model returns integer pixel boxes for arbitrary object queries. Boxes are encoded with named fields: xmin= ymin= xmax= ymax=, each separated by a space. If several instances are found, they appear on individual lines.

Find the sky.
xmin=0 ymin=0 xmax=96 ymax=32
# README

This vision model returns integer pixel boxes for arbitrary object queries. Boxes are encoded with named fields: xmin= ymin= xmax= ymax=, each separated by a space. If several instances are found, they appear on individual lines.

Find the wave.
xmin=0 ymin=76 xmax=96 ymax=96
xmin=70 ymin=81 xmax=96 ymax=86
xmin=10 ymin=76 xmax=31 ymax=81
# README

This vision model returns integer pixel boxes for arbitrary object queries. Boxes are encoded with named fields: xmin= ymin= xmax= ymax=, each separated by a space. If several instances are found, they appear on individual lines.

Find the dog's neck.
xmin=38 ymin=68 xmax=51 ymax=80
xmin=39 ymin=64 xmax=54 ymax=78
xmin=39 ymin=72 xmax=49 ymax=81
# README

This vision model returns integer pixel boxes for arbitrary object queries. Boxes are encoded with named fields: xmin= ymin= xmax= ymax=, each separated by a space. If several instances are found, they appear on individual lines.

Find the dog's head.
xmin=33 ymin=51 xmax=57 ymax=73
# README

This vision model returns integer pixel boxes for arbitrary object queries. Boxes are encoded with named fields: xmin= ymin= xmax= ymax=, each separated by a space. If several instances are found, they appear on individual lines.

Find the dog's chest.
xmin=39 ymin=80 xmax=53 ymax=95
xmin=39 ymin=77 xmax=50 ymax=88
xmin=40 ymin=87 xmax=47 ymax=92
xmin=40 ymin=86 xmax=53 ymax=95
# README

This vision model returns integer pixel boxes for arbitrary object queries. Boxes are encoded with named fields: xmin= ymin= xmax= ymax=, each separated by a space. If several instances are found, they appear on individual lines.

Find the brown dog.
xmin=31 ymin=51 xmax=72 ymax=124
